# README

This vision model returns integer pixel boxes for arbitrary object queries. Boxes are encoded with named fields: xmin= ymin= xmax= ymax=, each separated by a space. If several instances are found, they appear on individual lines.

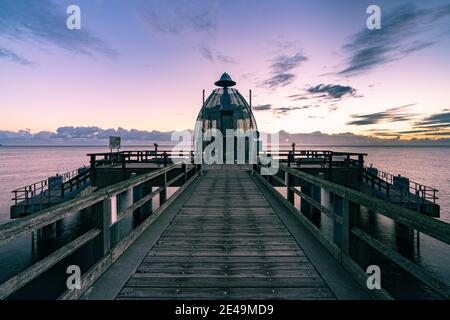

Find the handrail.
xmin=11 ymin=167 xmax=91 ymax=206
xmin=0 ymin=162 xmax=201 ymax=299
xmin=254 ymin=161 xmax=450 ymax=299
xmin=363 ymin=166 xmax=438 ymax=203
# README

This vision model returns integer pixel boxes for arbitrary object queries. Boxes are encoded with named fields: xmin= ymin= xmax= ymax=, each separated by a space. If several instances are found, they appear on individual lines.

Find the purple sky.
xmin=0 ymin=0 xmax=449 ymax=140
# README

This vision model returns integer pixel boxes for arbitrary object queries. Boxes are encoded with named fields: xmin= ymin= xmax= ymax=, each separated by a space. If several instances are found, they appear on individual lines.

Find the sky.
xmin=0 ymin=0 xmax=449 ymax=141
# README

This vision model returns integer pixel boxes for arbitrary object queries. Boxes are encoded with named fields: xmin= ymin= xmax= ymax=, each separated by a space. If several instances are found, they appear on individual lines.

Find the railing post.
xmin=121 ymin=153 xmax=126 ymax=180
xmin=90 ymin=154 xmax=96 ymax=186
xmin=163 ymin=152 xmax=168 ymax=167
xmin=286 ymin=171 xmax=294 ymax=204
xmin=328 ymin=153 xmax=333 ymax=180
xmin=341 ymin=198 xmax=350 ymax=254
xmin=160 ymin=172 xmax=167 ymax=206
xmin=93 ymin=198 xmax=111 ymax=256
xmin=182 ymin=163 xmax=187 ymax=183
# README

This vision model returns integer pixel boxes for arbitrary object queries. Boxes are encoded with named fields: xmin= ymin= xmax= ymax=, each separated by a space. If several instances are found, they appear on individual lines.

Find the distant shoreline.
xmin=1 ymin=144 xmax=450 ymax=148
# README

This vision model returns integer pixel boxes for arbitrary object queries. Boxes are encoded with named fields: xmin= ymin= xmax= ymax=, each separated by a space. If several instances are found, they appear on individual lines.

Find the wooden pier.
xmin=0 ymin=151 xmax=449 ymax=300
xmin=116 ymin=167 xmax=335 ymax=300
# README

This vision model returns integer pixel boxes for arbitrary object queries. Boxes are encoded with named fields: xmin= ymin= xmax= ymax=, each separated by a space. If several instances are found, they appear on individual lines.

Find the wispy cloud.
xmin=139 ymin=0 xmax=218 ymax=36
xmin=413 ymin=109 xmax=450 ymax=129
xmin=340 ymin=3 xmax=450 ymax=75
xmin=271 ymin=53 xmax=308 ymax=73
xmin=216 ymin=53 xmax=237 ymax=64
xmin=253 ymin=104 xmax=272 ymax=111
xmin=260 ymin=73 xmax=296 ymax=89
xmin=199 ymin=45 xmax=214 ymax=62
xmin=198 ymin=44 xmax=237 ymax=64
xmin=307 ymin=84 xmax=356 ymax=100
xmin=347 ymin=104 xmax=417 ymax=126
xmin=260 ymin=52 xmax=308 ymax=89
xmin=0 ymin=46 xmax=35 ymax=66
xmin=273 ymin=105 xmax=311 ymax=115
xmin=0 ymin=0 xmax=117 ymax=65
xmin=252 ymin=103 xmax=312 ymax=116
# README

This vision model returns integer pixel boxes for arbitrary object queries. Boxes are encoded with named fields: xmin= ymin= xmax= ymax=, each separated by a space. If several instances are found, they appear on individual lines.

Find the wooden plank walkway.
xmin=116 ymin=167 xmax=335 ymax=300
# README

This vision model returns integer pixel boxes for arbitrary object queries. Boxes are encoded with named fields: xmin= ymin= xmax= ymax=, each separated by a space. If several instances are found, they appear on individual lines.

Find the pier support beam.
xmin=37 ymin=222 xmax=57 ymax=243
xmin=300 ymin=185 xmax=312 ymax=217
xmin=132 ymin=184 xmax=143 ymax=218
xmin=333 ymin=195 xmax=359 ymax=254
xmin=159 ymin=172 xmax=167 ymax=206
xmin=141 ymin=181 xmax=153 ymax=217
xmin=311 ymin=185 xmax=322 ymax=225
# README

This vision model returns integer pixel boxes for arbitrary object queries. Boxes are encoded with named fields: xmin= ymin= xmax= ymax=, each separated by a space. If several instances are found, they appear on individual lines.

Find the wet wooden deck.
xmin=116 ymin=167 xmax=335 ymax=300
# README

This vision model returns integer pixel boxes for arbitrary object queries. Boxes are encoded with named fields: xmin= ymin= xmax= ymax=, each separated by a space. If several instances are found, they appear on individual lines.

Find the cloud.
xmin=271 ymin=53 xmax=308 ymax=73
xmin=216 ymin=53 xmax=237 ymax=64
xmin=252 ymin=103 xmax=312 ymax=115
xmin=198 ymin=44 xmax=237 ymax=64
xmin=347 ymin=104 xmax=417 ymax=126
xmin=253 ymin=104 xmax=272 ymax=111
xmin=0 ymin=0 xmax=117 ymax=65
xmin=340 ymin=3 xmax=450 ymax=75
xmin=307 ymin=84 xmax=356 ymax=100
xmin=3 ymin=126 xmax=450 ymax=145
xmin=0 ymin=126 xmax=175 ymax=142
xmin=272 ymin=105 xmax=311 ymax=116
xmin=413 ymin=109 xmax=450 ymax=129
xmin=260 ymin=52 xmax=308 ymax=89
xmin=139 ymin=0 xmax=217 ymax=35
xmin=198 ymin=45 xmax=214 ymax=62
xmin=260 ymin=73 xmax=295 ymax=89
xmin=287 ymin=94 xmax=309 ymax=101
xmin=0 ymin=46 xmax=35 ymax=66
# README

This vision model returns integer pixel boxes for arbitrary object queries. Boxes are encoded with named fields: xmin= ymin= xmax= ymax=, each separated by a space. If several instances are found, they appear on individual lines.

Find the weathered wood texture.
xmin=117 ymin=167 xmax=335 ymax=300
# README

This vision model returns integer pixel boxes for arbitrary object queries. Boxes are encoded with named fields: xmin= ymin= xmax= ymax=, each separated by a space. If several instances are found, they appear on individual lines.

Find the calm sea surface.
xmin=0 ymin=146 xmax=449 ymax=299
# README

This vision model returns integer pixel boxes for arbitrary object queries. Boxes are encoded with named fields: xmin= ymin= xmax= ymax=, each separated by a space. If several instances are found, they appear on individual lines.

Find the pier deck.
xmin=82 ymin=166 xmax=367 ymax=300
xmin=2 ymin=159 xmax=449 ymax=300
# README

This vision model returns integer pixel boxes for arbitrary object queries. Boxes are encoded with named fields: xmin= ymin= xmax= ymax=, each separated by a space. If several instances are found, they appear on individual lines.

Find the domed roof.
xmin=214 ymin=72 xmax=236 ymax=87
xmin=196 ymin=73 xmax=258 ymax=132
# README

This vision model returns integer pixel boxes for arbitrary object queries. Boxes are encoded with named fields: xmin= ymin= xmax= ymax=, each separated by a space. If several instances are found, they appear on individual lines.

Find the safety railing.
xmin=0 ymin=162 xmax=201 ymax=299
xmin=11 ymin=167 xmax=91 ymax=207
xmin=253 ymin=160 xmax=450 ymax=299
xmin=363 ymin=166 xmax=438 ymax=204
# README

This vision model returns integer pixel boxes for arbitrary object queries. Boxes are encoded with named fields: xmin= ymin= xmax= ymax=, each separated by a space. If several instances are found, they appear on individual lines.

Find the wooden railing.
xmin=363 ymin=166 xmax=438 ymax=204
xmin=11 ymin=167 xmax=91 ymax=206
xmin=0 ymin=162 xmax=201 ymax=299
xmin=260 ymin=150 xmax=366 ymax=169
xmin=253 ymin=161 xmax=450 ymax=299
xmin=88 ymin=150 xmax=194 ymax=168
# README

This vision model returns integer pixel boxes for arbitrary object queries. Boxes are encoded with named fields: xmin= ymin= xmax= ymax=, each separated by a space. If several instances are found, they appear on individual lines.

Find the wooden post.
xmin=160 ymin=172 xmax=167 ymax=206
xmin=182 ymin=163 xmax=187 ymax=183
xmin=300 ymin=183 xmax=312 ymax=217
xmin=341 ymin=198 xmax=350 ymax=254
xmin=333 ymin=195 xmax=356 ymax=254
xmin=90 ymin=154 xmax=96 ymax=186
xmin=286 ymin=171 xmax=294 ymax=204
xmin=328 ymin=153 xmax=333 ymax=181
xmin=141 ymin=181 xmax=153 ymax=217
xmin=93 ymin=198 xmax=111 ymax=256
xmin=121 ymin=153 xmax=126 ymax=180
xmin=163 ymin=152 xmax=168 ymax=167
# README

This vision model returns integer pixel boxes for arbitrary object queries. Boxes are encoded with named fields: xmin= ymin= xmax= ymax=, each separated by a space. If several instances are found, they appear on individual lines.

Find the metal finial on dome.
xmin=215 ymin=72 xmax=236 ymax=87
